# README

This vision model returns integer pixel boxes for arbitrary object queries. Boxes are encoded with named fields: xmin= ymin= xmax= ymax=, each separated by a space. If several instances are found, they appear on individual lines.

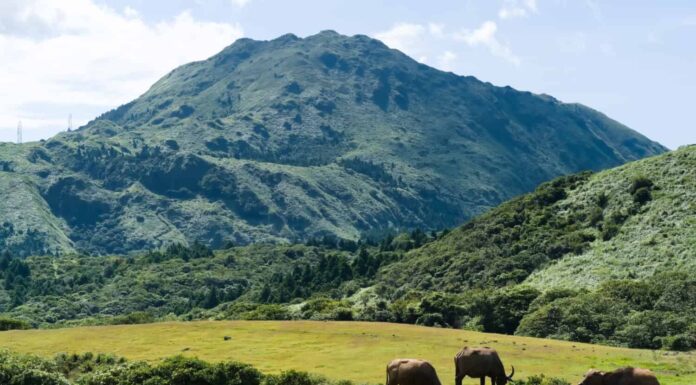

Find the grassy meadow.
xmin=0 ymin=321 xmax=694 ymax=384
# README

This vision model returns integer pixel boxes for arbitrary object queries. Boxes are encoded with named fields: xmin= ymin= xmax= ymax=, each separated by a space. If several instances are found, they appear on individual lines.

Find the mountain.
xmin=379 ymin=145 xmax=696 ymax=292
xmin=0 ymin=31 xmax=665 ymax=255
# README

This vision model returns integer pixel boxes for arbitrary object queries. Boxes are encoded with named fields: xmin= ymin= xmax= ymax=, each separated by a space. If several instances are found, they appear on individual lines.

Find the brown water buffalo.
xmin=387 ymin=358 xmax=442 ymax=385
xmin=454 ymin=347 xmax=514 ymax=385
xmin=578 ymin=367 xmax=660 ymax=385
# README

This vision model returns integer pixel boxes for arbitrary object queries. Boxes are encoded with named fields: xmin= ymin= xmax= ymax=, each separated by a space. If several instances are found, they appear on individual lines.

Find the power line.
xmin=68 ymin=113 xmax=72 ymax=132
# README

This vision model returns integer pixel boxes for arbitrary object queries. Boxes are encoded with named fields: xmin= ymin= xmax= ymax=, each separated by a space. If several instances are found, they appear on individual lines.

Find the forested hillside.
xmin=1 ymin=147 xmax=695 ymax=351
xmin=0 ymin=31 xmax=664 ymax=255
xmin=383 ymin=145 xmax=696 ymax=291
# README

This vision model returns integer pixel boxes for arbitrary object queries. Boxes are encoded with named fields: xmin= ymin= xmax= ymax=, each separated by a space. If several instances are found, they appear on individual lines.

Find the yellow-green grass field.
xmin=1 ymin=321 xmax=694 ymax=384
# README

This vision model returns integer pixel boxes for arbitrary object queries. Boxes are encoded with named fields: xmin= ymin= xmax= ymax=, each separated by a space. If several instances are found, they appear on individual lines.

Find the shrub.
xmin=662 ymin=334 xmax=696 ymax=351
xmin=240 ymin=304 xmax=291 ymax=321
xmin=9 ymin=369 xmax=70 ymax=385
xmin=517 ymin=374 xmax=570 ymax=385
xmin=263 ymin=370 xmax=331 ymax=385
xmin=415 ymin=313 xmax=446 ymax=327
xmin=629 ymin=176 xmax=653 ymax=194
xmin=629 ymin=176 xmax=654 ymax=205
xmin=632 ymin=187 xmax=652 ymax=204
xmin=601 ymin=222 xmax=620 ymax=241
xmin=0 ymin=317 xmax=31 ymax=331
xmin=109 ymin=312 xmax=155 ymax=325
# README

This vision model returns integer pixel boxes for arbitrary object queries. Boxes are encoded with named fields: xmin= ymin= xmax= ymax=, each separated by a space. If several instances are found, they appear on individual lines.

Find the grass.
xmin=0 ymin=321 xmax=694 ymax=384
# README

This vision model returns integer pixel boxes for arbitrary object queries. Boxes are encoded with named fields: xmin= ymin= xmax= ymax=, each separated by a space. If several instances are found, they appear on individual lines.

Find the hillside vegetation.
xmin=384 ymin=145 xmax=696 ymax=291
xmin=1 ymin=147 xmax=695 ymax=350
xmin=0 ymin=31 xmax=664 ymax=255
xmin=2 ymin=321 xmax=695 ymax=384
xmin=0 ymin=348 xmax=364 ymax=385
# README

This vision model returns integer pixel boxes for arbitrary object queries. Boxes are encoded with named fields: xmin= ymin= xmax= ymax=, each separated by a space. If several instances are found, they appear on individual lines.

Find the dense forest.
xmin=0 ymin=232 xmax=694 ymax=351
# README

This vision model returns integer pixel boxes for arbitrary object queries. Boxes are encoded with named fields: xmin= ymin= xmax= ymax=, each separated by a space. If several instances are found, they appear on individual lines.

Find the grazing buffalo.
xmin=386 ymin=358 xmax=442 ymax=385
xmin=454 ymin=347 xmax=514 ymax=385
xmin=578 ymin=367 xmax=660 ymax=385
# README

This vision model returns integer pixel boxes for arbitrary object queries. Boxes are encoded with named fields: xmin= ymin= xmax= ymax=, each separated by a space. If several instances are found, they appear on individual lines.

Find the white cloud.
xmin=123 ymin=6 xmax=139 ymax=18
xmin=454 ymin=21 xmax=521 ymax=65
xmin=499 ymin=7 xmax=526 ymax=20
xmin=0 ymin=0 xmax=244 ymax=142
xmin=437 ymin=51 xmax=457 ymax=71
xmin=428 ymin=23 xmax=445 ymax=37
xmin=498 ymin=0 xmax=538 ymax=20
xmin=231 ymin=0 xmax=252 ymax=7
xmin=525 ymin=0 xmax=538 ymax=13
xmin=376 ymin=20 xmax=521 ymax=68
xmin=374 ymin=23 xmax=427 ymax=57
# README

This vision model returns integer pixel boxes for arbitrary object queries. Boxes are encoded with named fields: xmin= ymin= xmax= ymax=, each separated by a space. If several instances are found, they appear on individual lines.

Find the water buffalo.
xmin=578 ymin=367 xmax=659 ymax=385
xmin=454 ymin=347 xmax=514 ymax=385
xmin=387 ymin=358 xmax=442 ymax=385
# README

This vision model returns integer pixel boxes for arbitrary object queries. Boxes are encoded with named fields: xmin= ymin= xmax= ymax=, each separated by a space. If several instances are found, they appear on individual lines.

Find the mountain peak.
xmin=0 ymin=31 xmax=665 ymax=255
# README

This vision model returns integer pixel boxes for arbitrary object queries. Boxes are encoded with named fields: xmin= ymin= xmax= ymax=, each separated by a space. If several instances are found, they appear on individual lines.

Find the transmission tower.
xmin=17 ymin=121 xmax=22 ymax=144
xmin=68 ymin=113 xmax=72 ymax=132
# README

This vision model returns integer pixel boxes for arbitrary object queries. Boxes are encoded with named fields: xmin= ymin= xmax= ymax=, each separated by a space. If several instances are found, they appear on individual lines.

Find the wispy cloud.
xmin=498 ymin=0 xmax=538 ymax=20
xmin=0 ymin=0 xmax=244 ymax=142
xmin=455 ymin=21 xmax=521 ymax=65
xmin=375 ymin=19 xmax=521 ymax=67
xmin=374 ymin=22 xmax=427 ymax=60
xmin=437 ymin=51 xmax=457 ymax=71
xmin=230 ymin=0 xmax=252 ymax=7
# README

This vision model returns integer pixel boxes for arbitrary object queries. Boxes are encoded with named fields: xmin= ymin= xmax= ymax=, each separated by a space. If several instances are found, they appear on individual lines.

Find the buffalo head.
xmin=578 ymin=369 xmax=604 ymax=385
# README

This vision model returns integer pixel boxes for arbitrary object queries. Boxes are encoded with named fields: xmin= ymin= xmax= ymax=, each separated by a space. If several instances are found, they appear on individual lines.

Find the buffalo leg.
xmin=480 ymin=377 xmax=485 ymax=385
xmin=455 ymin=375 xmax=463 ymax=385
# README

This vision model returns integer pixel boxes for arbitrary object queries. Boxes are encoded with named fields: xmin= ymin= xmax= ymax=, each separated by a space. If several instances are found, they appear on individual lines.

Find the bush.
xmin=264 ymin=371 xmax=315 ymax=385
xmin=0 ymin=317 xmax=31 ymax=331
xmin=517 ymin=374 xmax=570 ymax=385
xmin=629 ymin=176 xmax=653 ymax=205
xmin=629 ymin=176 xmax=653 ymax=195
xmin=0 ymin=350 xmax=353 ymax=385
xmin=662 ymin=334 xmax=696 ymax=351
xmin=632 ymin=187 xmax=652 ymax=204
xmin=9 ymin=369 xmax=70 ymax=385
xmin=109 ymin=312 xmax=155 ymax=325
xmin=240 ymin=304 xmax=291 ymax=321
xmin=415 ymin=313 xmax=446 ymax=327
xmin=79 ymin=356 xmax=264 ymax=385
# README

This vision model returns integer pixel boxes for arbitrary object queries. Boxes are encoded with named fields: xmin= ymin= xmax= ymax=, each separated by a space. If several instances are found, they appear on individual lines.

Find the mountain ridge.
xmin=0 ymin=30 xmax=665 ymax=255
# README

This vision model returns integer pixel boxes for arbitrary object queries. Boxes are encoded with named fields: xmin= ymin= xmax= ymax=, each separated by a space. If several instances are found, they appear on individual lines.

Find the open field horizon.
xmin=1 ymin=321 xmax=694 ymax=384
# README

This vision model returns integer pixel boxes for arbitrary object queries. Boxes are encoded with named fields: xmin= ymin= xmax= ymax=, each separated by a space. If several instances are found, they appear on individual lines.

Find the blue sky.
xmin=1 ymin=0 xmax=694 ymax=148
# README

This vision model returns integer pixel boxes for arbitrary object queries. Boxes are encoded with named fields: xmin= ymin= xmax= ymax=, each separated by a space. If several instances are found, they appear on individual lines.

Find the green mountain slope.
xmin=379 ymin=145 xmax=696 ymax=293
xmin=0 ymin=31 xmax=665 ymax=255
xmin=1 ymin=148 xmax=695 ymax=349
